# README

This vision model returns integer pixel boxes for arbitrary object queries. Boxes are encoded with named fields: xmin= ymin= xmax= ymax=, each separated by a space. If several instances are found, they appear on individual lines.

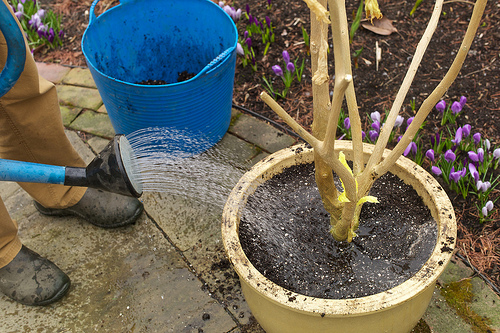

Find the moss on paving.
xmin=440 ymin=279 xmax=494 ymax=333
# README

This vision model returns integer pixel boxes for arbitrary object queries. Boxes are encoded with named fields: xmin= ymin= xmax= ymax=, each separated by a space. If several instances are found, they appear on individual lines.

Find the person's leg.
xmin=0 ymin=0 xmax=142 ymax=305
xmin=0 ymin=199 xmax=69 ymax=306
xmin=0 ymin=0 xmax=143 ymax=227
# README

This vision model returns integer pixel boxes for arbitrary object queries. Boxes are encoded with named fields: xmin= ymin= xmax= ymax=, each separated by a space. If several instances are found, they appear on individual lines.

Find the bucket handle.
xmin=194 ymin=46 xmax=236 ymax=79
xmin=88 ymin=0 xmax=134 ymax=25
xmin=0 ymin=4 xmax=26 ymax=98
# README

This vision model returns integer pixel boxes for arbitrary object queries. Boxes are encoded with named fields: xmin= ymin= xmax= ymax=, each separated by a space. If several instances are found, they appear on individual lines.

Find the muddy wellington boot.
xmin=34 ymin=188 xmax=144 ymax=228
xmin=0 ymin=245 xmax=70 ymax=306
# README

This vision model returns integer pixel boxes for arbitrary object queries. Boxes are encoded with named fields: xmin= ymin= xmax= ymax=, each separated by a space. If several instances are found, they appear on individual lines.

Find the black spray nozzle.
xmin=65 ymin=135 xmax=143 ymax=198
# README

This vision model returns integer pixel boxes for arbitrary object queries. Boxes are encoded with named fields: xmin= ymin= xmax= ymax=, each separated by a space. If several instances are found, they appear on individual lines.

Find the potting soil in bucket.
xmin=82 ymin=0 xmax=237 ymax=154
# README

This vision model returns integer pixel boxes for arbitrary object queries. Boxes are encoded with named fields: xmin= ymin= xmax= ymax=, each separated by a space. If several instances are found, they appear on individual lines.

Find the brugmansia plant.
xmin=260 ymin=0 xmax=488 ymax=242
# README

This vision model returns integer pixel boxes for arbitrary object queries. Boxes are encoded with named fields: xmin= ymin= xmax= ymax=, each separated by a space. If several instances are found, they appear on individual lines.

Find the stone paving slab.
xmin=56 ymin=85 xmax=103 ymax=110
xmin=36 ymin=62 xmax=71 ymax=84
xmin=68 ymin=110 xmax=115 ymax=139
xmin=62 ymin=67 xmax=97 ymax=88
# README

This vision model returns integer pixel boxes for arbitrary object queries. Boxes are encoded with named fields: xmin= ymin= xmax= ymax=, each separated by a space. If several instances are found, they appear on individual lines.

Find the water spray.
xmin=0 ymin=135 xmax=143 ymax=198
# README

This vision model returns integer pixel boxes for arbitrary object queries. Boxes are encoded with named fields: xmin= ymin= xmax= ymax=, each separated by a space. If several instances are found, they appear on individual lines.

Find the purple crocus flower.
xmin=282 ymin=50 xmax=290 ymax=64
xmin=469 ymin=163 xmax=479 ymax=182
xmin=265 ymin=16 xmax=271 ymax=28
xmin=244 ymin=31 xmax=249 ymax=40
xmin=476 ymin=181 xmax=491 ymax=192
xmin=449 ymin=167 xmax=462 ymax=183
xmin=451 ymin=101 xmax=462 ymax=115
xmin=37 ymin=9 xmax=45 ymax=19
xmin=219 ymin=1 xmax=225 ymax=7
xmin=370 ymin=111 xmax=381 ymax=123
xmin=394 ymin=115 xmax=404 ymax=128
xmin=344 ymin=117 xmax=351 ymax=130
xmin=468 ymin=151 xmax=479 ymax=162
xmin=369 ymin=130 xmax=379 ymax=142
xmin=435 ymin=100 xmax=446 ymax=113
xmin=338 ymin=134 xmax=346 ymax=140
xmin=473 ymin=133 xmax=481 ymax=145
xmin=462 ymin=124 xmax=471 ymax=137
xmin=431 ymin=166 xmax=442 ymax=176
xmin=371 ymin=121 xmax=381 ymax=133
xmin=47 ymin=27 xmax=55 ymax=43
xmin=482 ymin=200 xmax=494 ymax=217
xmin=29 ymin=13 xmax=42 ymax=29
xmin=268 ymin=0 xmax=272 ymax=6
xmin=58 ymin=30 xmax=65 ymax=38
xmin=444 ymin=149 xmax=456 ymax=162
xmin=245 ymin=37 xmax=252 ymax=48
xmin=236 ymin=43 xmax=244 ymax=56
xmin=362 ymin=131 xmax=366 ymax=140
xmin=426 ymin=149 xmax=435 ymax=162
xmin=246 ymin=4 xmax=250 ymax=14
xmin=15 ymin=10 xmax=23 ymax=20
xmin=493 ymin=148 xmax=500 ymax=160
xmin=404 ymin=142 xmax=417 ymax=157
xmin=477 ymin=148 xmax=484 ymax=163
xmin=430 ymin=133 xmax=440 ymax=147
xmin=451 ymin=127 xmax=463 ymax=145
xmin=459 ymin=96 xmax=467 ymax=107
xmin=484 ymin=139 xmax=490 ymax=151
xmin=234 ymin=8 xmax=242 ymax=21
xmin=286 ymin=62 xmax=295 ymax=73
xmin=397 ymin=135 xmax=402 ymax=142
xmin=407 ymin=117 xmax=414 ymax=128
xmin=272 ymin=65 xmax=283 ymax=77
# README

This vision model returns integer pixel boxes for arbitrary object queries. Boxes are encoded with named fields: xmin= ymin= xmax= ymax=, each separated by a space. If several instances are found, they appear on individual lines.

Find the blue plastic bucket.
xmin=82 ymin=0 xmax=237 ymax=153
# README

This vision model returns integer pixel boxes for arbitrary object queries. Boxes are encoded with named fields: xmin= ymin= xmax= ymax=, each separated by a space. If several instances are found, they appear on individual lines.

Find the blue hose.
xmin=0 ymin=159 xmax=66 ymax=184
xmin=0 ymin=2 xmax=26 ymax=98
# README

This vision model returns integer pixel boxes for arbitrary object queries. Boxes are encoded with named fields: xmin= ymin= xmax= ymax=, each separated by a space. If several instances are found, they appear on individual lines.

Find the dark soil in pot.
xmin=239 ymin=162 xmax=438 ymax=299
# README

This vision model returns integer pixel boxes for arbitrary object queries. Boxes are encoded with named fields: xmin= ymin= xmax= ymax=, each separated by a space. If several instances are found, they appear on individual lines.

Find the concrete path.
xmin=0 ymin=63 xmax=498 ymax=332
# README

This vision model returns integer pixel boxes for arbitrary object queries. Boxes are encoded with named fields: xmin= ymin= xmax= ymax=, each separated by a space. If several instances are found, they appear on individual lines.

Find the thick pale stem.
xmin=260 ymin=92 xmax=320 ymax=147
xmin=327 ymin=0 xmax=363 ymax=176
xmin=309 ymin=0 xmax=342 ymax=217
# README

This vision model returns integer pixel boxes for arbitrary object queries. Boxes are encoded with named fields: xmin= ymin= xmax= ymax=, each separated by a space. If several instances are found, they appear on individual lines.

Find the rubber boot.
xmin=0 ymin=245 xmax=70 ymax=306
xmin=34 ymin=188 xmax=144 ymax=228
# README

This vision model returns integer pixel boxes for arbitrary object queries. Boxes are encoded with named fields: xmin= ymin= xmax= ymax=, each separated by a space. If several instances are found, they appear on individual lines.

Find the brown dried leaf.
xmin=361 ymin=17 xmax=398 ymax=36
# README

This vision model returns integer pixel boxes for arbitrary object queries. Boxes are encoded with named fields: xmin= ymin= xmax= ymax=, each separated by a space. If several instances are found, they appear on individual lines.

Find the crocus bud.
xmin=462 ymin=124 xmax=471 ymax=137
xmin=272 ymin=65 xmax=283 ymax=77
xmin=15 ymin=10 xmax=23 ymax=20
xmin=435 ymin=100 xmax=446 ymax=113
xmin=449 ymin=167 xmax=461 ymax=183
xmin=451 ymin=101 xmax=462 ymax=114
xmin=369 ymin=130 xmax=379 ymax=142
xmin=236 ymin=43 xmax=244 ymax=56
xmin=482 ymin=206 xmax=489 ymax=217
xmin=265 ymin=16 xmax=271 ymax=28
xmin=245 ymin=37 xmax=252 ymax=48
xmin=425 ymin=149 xmax=435 ymax=162
xmin=451 ymin=127 xmax=462 ymax=145
xmin=404 ymin=142 xmax=417 ymax=157
xmin=468 ymin=151 xmax=479 ymax=162
xmin=362 ymin=131 xmax=366 ymax=140
xmin=370 ymin=111 xmax=381 ymax=123
xmin=469 ymin=163 xmax=479 ymax=182
xmin=407 ymin=117 xmax=414 ymax=127
xmin=246 ymin=4 xmax=250 ymax=14
xmin=394 ymin=115 xmax=404 ymax=128
xmin=477 ymin=148 xmax=484 ymax=163
xmin=234 ymin=8 xmax=242 ymax=21
xmin=286 ymin=62 xmax=295 ymax=73
xmin=473 ymin=133 xmax=481 ymax=145
xmin=371 ymin=121 xmax=380 ymax=133
xmin=485 ymin=200 xmax=494 ymax=211
xmin=484 ymin=139 xmax=490 ymax=151
xmin=282 ymin=50 xmax=290 ymax=64
xmin=444 ymin=149 xmax=456 ymax=162
xmin=431 ymin=166 xmax=442 ymax=176
xmin=459 ymin=96 xmax=467 ymax=107
xmin=344 ymin=117 xmax=351 ymax=130
xmin=493 ymin=148 xmax=500 ymax=160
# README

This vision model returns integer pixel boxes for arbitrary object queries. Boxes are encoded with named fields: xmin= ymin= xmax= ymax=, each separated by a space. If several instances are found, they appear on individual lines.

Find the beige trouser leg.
xmin=0 ymin=0 xmax=87 ymax=267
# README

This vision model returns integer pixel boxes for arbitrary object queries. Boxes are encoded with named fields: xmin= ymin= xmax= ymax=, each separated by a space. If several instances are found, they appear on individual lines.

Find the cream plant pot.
xmin=222 ymin=141 xmax=456 ymax=333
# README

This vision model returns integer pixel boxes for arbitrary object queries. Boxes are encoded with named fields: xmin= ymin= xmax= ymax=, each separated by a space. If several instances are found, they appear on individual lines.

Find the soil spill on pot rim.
xmin=239 ymin=162 xmax=437 ymax=299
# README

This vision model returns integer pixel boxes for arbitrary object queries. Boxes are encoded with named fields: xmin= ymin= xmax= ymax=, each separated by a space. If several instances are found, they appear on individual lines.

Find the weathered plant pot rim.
xmin=222 ymin=141 xmax=456 ymax=317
